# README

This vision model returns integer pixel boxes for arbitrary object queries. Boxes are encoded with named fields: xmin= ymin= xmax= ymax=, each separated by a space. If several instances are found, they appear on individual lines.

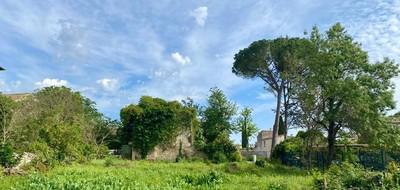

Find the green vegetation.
xmin=0 ymin=86 xmax=118 ymax=169
xmin=234 ymin=107 xmax=258 ymax=149
xmin=312 ymin=161 xmax=400 ymax=189
xmin=120 ymin=96 xmax=197 ymax=159
xmin=233 ymin=37 xmax=310 ymax=148
xmin=1 ymin=160 xmax=313 ymax=190
xmin=0 ymin=94 xmax=15 ymax=145
xmin=233 ymin=23 xmax=400 ymax=166
xmin=195 ymin=87 xmax=240 ymax=163
xmin=1 ymin=22 xmax=399 ymax=189
xmin=0 ymin=143 xmax=19 ymax=168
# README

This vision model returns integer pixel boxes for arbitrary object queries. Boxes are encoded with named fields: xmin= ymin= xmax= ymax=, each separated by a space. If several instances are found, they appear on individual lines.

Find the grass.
xmin=1 ymin=159 xmax=313 ymax=189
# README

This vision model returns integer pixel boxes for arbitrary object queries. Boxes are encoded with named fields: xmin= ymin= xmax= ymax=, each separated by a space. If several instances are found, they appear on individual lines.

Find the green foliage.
xmin=0 ymin=94 xmax=15 ymax=144
xmin=271 ymin=137 xmax=303 ymax=162
xmin=230 ymin=150 xmax=242 ymax=162
xmin=314 ymin=162 xmax=383 ymax=189
xmin=267 ymin=181 xmax=288 ymax=190
xmin=197 ymin=87 xmax=239 ymax=163
xmin=0 ymin=143 xmax=19 ymax=168
xmin=10 ymin=86 xmax=112 ymax=164
xmin=104 ymin=156 xmax=117 ymax=167
xmin=233 ymin=37 xmax=311 ymax=150
xmin=120 ymin=96 xmax=197 ymax=159
xmin=289 ymin=23 xmax=400 ymax=165
xmin=201 ymin=87 xmax=237 ymax=142
xmin=235 ymin=107 xmax=258 ymax=149
xmin=180 ymin=171 xmax=224 ymax=188
xmin=385 ymin=161 xmax=400 ymax=188
xmin=4 ymin=160 xmax=313 ymax=189
xmin=255 ymin=160 xmax=266 ymax=167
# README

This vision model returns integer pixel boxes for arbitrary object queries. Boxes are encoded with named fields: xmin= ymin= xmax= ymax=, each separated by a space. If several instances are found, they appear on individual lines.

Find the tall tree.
xmin=235 ymin=107 xmax=258 ymax=149
xmin=198 ymin=87 xmax=238 ymax=163
xmin=232 ymin=37 xmax=307 ymax=151
xmin=295 ymin=23 xmax=399 ymax=165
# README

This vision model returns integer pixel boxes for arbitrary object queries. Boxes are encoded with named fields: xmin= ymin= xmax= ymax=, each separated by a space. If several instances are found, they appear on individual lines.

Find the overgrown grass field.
xmin=1 ymin=159 xmax=313 ymax=189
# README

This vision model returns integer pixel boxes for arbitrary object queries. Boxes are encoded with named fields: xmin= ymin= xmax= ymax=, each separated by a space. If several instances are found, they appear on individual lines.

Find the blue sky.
xmin=1 ymin=0 xmax=400 ymax=144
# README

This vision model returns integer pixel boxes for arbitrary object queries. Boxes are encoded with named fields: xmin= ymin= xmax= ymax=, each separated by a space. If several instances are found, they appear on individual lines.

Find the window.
xmin=263 ymin=140 xmax=265 ymax=147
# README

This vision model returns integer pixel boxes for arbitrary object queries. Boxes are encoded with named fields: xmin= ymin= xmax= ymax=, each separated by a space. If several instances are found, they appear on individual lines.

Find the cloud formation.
xmin=171 ymin=52 xmax=191 ymax=65
xmin=190 ymin=6 xmax=208 ymax=26
xmin=35 ymin=78 xmax=68 ymax=88
xmin=96 ymin=78 xmax=119 ymax=92
xmin=1 ymin=0 xmax=400 ymax=136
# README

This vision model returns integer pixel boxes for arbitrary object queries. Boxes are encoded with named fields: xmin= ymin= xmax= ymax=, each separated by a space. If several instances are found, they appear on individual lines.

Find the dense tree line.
xmin=234 ymin=23 xmax=400 ymax=166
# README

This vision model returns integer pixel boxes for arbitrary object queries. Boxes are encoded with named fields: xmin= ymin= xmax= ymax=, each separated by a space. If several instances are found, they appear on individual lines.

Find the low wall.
xmin=240 ymin=150 xmax=271 ymax=158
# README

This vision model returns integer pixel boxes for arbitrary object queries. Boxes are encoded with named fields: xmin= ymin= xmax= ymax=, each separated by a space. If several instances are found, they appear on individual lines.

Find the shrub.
xmin=212 ymin=152 xmax=227 ymax=164
xmin=255 ymin=160 xmax=266 ymax=167
xmin=267 ymin=181 xmax=288 ymax=190
xmin=271 ymin=137 xmax=302 ymax=163
xmin=230 ymin=150 xmax=242 ymax=162
xmin=313 ymin=162 xmax=383 ymax=189
xmin=0 ymin=143 xmax=20 ymax=168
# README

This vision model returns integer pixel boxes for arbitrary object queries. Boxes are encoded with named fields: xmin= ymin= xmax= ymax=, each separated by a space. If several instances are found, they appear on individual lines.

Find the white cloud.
xmin=35 ymin=78 xmax=68 ymax=88
xmin=171 ymin=52 xmax=191 ymax=65
xmin=50 ymin=19 xmax=89 ymax=60
xmin=190 ymin=6 xmax=208 ymax=26
xmin=96 ymin=78 xmax=119 ymax=91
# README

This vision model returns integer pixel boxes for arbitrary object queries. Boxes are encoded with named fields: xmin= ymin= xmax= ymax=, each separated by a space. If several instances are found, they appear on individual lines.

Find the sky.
xmin=1 ymin=0 xmax=400 ymax=144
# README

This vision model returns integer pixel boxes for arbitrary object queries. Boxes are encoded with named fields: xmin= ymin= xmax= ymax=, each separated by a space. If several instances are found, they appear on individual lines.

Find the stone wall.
xmin=240 ymin=150 xmax=270 ymax=158
xmin=131 ymin=130 xmax=202 ymax=161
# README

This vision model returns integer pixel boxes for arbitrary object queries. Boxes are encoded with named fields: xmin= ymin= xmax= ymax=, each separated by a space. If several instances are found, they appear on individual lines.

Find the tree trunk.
xmin=271 ymin=82 xmax=284 ymax=153
xmin=242 ymin=117 xmax=247 ymax=149
xmin=327 ymin=125 xmax=336 ymax=166
xmin=284 ymin=99 xmax=289 ymax=139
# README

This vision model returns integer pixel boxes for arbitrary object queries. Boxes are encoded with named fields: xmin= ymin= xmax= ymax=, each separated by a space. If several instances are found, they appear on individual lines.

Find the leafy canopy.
xmin=120 ymin=96 xmax=196 ymax=159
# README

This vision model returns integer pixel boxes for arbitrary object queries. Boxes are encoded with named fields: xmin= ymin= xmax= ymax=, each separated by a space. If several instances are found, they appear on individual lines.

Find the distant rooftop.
xmin=3 ymin=93 xmax=31 ymax=101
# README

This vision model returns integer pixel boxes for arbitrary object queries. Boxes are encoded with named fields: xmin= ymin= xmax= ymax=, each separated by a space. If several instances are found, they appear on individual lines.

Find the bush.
xmin=271 ymin=137 xmax=302 ymax=163
xmin=212 ymin=152 xmax=227 ymax=164
xmin=267 ymin=181 xmax=288 ymax=190
xmin=230 ymin=150 xmax=242 ymax=162
xmin=0 ymin=143 xmax=20 ymax=168
xmin=255 ymin=160 xmax=266 ymax=167
xmin=313 ymin=162 xmax=383 ymax=189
